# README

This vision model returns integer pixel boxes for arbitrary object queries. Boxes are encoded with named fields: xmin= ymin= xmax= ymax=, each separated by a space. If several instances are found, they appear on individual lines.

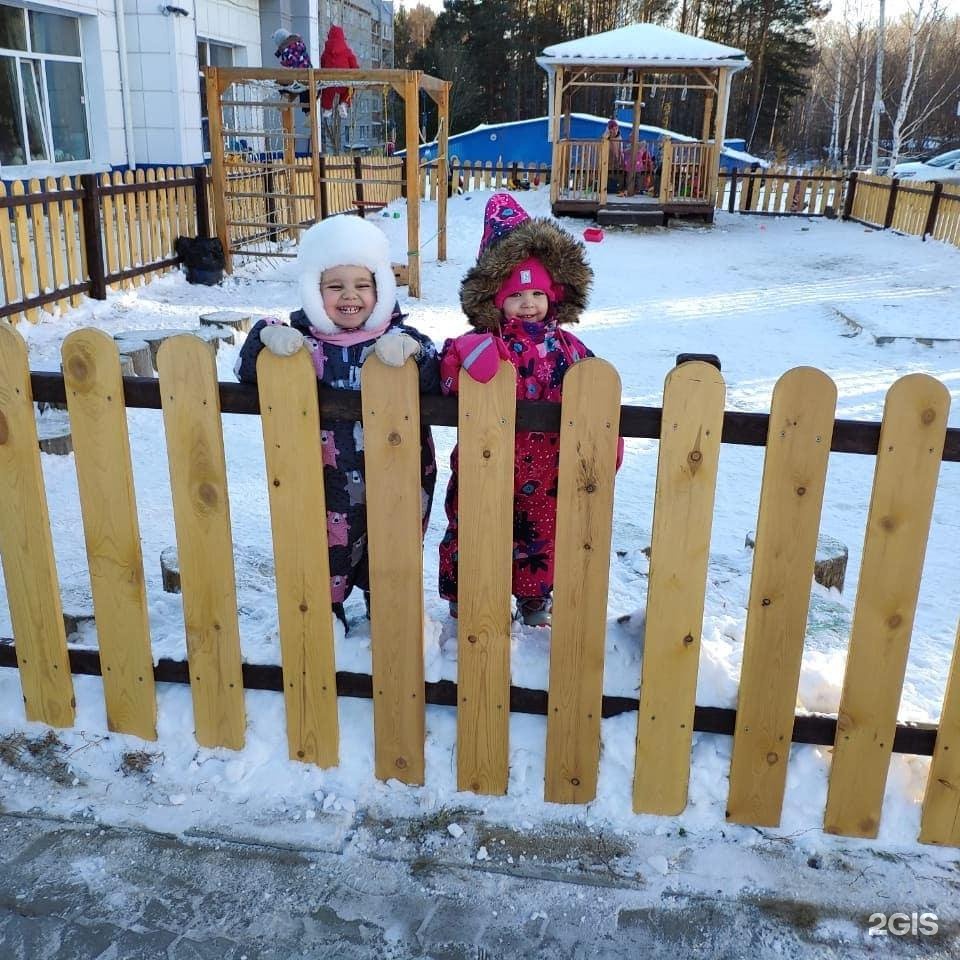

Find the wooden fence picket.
xmin=634 ymin=361 xmax=725 ymax=815
xmin=726 ymin=367 xmax=837 ymax=827
xmin=256 ymin=348 xmax=340 ymax=768
xmin=157 ymin=168 xmax=172 ymax=260
xmin=62 ymin=330 xmax=157 ymax=740
xmin=62 ymin=175 xmax=83 ymax=306
xmin=0 ymin=183 xmax=19 ymax=314
xmin=45 ymin=177 xmax=68 ymax=309
xmin=456 ymin=361 xmax=516 ymax=795
xmin=157 ymin=335 xmax=246 ymax=750
xmin=824 ymin=374 xmax=950 ymax=838
xmin=124 ymin=170 xmax=141 ymax=281
xmin=361 ymin=356 xmax=426 ymax=784
xmin=101 ymin=173 xmax=119 ymax=290
xmin=146 ymin=169 xmax=160 ymax=262
xmin=11 ymin=181 xmax=38 ymax=322
xmin=28 ymin=178 xmax=52 ymax=312
xmin=114 ymin=171 xmax=132 ymax=289
xmin=545 ymin=359 xmax=621 ymax=804
xmin=0 ymin=325 xmax=74 ymax=726
xmin=920 ymin=622 xmax=960 ymax=845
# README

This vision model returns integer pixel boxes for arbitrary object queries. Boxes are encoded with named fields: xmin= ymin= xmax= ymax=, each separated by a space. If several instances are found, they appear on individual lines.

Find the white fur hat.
xmin=272 ymin=28 xmax=292 ymax=49
xmin=297 ymin=215 xmax=397 ymax=335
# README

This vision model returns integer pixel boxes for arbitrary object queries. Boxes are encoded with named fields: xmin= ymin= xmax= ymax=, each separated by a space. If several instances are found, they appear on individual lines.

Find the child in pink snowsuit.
xmin=437 ymin=193 xmax=605 ymax=627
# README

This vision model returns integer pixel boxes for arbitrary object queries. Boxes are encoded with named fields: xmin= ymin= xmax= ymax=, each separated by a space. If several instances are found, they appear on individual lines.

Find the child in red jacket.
xmin=438 ymin=193 xmax=618 ymax=627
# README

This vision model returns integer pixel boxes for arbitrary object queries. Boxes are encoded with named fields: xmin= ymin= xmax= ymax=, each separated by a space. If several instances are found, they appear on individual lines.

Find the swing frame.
xmin=205 ymin=67 xmax=450 ymax=298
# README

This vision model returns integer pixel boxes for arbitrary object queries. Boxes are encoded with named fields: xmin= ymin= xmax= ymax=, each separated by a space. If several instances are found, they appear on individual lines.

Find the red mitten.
xmin=454 ymin=333 xmax=510 ymax=384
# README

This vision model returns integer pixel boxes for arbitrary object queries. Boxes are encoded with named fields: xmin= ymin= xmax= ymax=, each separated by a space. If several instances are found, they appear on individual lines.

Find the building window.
xmin=198 ymin=39 xmax=235 ymax=155
xmin=0 ymin=4 xmax=89 ymax=166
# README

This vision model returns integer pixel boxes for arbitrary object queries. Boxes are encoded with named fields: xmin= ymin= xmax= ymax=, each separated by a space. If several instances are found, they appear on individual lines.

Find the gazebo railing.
xmin=553 ymin=139 xmax=608 ymax=204
xmin=661 ymin=139 xmax=715 ymax=204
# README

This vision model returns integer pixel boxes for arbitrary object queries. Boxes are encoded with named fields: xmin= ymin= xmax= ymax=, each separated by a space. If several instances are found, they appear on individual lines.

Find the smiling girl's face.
xmin=501 ymin=288 xmax=549 ymax=324
xmin=320 ymin=265 xmax=376 ymax=329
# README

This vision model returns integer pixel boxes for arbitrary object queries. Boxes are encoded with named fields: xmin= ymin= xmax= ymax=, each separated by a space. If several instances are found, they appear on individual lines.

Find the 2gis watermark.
xmin=867 ymin=912 xmax=939 ymax=937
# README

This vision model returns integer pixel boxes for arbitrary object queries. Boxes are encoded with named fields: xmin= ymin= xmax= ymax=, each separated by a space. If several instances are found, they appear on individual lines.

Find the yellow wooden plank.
xmin=11 ymin=181 xmax=38 ymax=322
xmin=61 ymin=176 xmax=83 ymax=307
xmin=361 ymin=355 xmax=425 ymax=784
xmin=45 ymin=177 xmax=68 ymax=310
xmin=0 ymin=182 xmax=20 ymax=321
xmin=134 ymin=170 xmax=153 ymax=266
xmin=157 ymin=335 xmax=246 ymax=750
xmin=113 ymin=171 xmax=131 ymax=290
xmin=824 ymin=374 xmax=950 ymax=838
xmin=157 ymin=168 xmax=172 ymax=260
xmin=545 ymin=359 xmax=621 ymax=804
xmin=633 ymin=361 xmax=726 ymax=814
xmin=123 ymin=170 xmax=141 ymax=284
xmin=0 ymin=324 xmax=74 ymax=726
xmin=28 ymin=178 xmax=52 ymax=315
xmin=101 ymin=173 xmax=119 ymax=291
xmin=456 ymin=361 xmax=516 ymax=795
xmin=256 ymin=348 xmax=339 ymax=767
xmin=62 ymin=329 xmax=157 ymax=740
xmin=920 ymin=621 xmax=960 ymax=845
xmin=146 ymin=169 xmax=160 ymax=265
xmin=726 ymin=367 xmax=837 ymax=827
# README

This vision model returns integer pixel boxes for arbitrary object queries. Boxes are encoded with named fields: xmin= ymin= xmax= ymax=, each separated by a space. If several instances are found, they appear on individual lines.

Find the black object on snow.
xmin=175 ymin=236 xmax=225 ymax=285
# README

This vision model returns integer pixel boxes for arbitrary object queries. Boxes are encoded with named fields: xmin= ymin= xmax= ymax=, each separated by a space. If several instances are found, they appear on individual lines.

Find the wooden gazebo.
xmin=537 ymin=24 xmax=750 ymax=226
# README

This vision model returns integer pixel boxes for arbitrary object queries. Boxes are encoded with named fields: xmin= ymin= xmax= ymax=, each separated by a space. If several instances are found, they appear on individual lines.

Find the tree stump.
xmin=113 ymin=329 xmax=216 ymax=371
xmin=116 ymin=339 xmax=153 ymax=377
xmin=63 ymin=603 xmax=95 ymax=642
xmin=200 ymin=310 xmax=256 ymax=334
xmin=36 ymin=408 xmax=72 ymax=456
xmin=198 ymin=324 xmax=236 ymax=349
xmin=745 ymin=531 xmax=848 ymax=594
xmin=160 ymin=546 xmax=180 ymax=594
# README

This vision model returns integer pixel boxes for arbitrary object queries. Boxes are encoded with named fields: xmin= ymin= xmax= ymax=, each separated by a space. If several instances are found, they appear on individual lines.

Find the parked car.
xmin=892 ymin=149 xmax=960 ymax=183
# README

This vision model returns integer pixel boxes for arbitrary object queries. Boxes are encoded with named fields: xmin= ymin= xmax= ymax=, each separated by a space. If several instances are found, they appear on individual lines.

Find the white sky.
xmin=394 ymin=0 xmax=960 ymax=23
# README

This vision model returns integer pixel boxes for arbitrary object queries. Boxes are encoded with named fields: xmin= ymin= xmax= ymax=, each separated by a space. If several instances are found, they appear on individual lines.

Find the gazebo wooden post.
xmin=404 ymin=70 xmax=421 ymax=297
xmin=627 ymin=72 xmax=644 ymax=197
xmin=550 ymin=67 xmax=564 ymax=206
xmin=712 ymin=68 xmax=732 ymax=203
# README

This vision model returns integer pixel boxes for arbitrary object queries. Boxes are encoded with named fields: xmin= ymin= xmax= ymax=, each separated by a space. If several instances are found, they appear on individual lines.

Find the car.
xmin=892 ymin=148 xmax=960 ymax=183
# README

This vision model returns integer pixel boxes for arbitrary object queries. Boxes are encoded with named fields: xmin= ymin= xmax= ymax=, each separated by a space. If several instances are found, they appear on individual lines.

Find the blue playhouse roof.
xmin=404 ymin=114 xmax=765 ymax=171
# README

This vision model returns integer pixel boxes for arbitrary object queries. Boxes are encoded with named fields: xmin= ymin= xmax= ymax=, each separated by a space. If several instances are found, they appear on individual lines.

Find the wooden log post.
xmin=204 ymin=67 xmax=231 ymax=273
xmin=841 ymin=171 xmax=858 ymax=221
xmin=193 ymin=165 xmax=211 ymax=238
xmin=354 ymin=154 xmax=365 ymax=215
xmin=883 ymin=177 xmax=900 ymax=230
xmin=404 ymin=71 xmax=421 ymax=297
xmin=318 ymin=156 xmax=329 ymax=221
xmin=80 ymin=173 xmax=107 ymax=301
xmin=923 ymin=181 xmax=943 ymax=241
xmin=728 ymin=168 xmax=737 ymax=213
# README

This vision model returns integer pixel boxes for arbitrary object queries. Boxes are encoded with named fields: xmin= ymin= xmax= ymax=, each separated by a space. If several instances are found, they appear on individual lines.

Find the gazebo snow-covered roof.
xmin=537 ymin=23 xmax=749 ymax=71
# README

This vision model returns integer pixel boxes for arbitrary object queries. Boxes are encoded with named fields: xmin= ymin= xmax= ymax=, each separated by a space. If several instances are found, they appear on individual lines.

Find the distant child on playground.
xmin=437 ymin=193 xmax=619 ymax=627
xmin=236 ymin=215 xmax=440 ymax=631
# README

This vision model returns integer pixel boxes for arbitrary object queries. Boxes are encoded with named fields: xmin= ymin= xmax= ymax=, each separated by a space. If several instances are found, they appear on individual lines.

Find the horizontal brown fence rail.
xmin=3 ymin=333 xmax=958 ymax=848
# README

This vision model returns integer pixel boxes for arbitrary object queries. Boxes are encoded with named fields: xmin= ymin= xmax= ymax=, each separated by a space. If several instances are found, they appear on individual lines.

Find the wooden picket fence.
xmin=419 ymin=159 xmax=551 ymax=201
xmin=2 ymin=325 xmax=959 ymax=845
xmin=715 ymin=167 xmax=845 ymax=216
xmin=0 ymin=167 xmax=208 ymax=325
xmin=845 ymin=172 xmax=960 ymax=248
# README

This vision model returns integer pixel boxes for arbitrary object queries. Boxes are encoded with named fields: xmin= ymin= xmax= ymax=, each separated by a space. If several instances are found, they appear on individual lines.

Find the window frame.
xmin=0 ymin=4 xmax=91 ymax=168
xmin=198 ymin=37 xmax=236 ymax=159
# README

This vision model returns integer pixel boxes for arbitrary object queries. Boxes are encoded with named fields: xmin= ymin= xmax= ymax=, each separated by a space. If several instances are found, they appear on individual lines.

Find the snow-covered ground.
xmin=2 ymin=191 xmax=960 ymax=880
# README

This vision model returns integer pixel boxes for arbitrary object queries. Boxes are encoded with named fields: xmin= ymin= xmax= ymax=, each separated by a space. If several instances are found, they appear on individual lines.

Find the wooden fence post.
xmin=318 ymin=156 xmax=329 ymax=220
xmin=883 ymin=177 xmax=900 ymax=229
xmin=841 ymin=171 xmax=857 ymax=220
xmin=728 ymin=168 xmax=737 ymax=213
xmin=744 ymin=169 xmax=756 ymax=211
xmin=80 ymin=173 xmax=107 ymax=301
xmin=923 ymin=181 xmax=943 ymax=241
xmin=193 ymin=165 xmax=210 ymax=238
xmin=354 ymin=154 xmax=365 ymax=215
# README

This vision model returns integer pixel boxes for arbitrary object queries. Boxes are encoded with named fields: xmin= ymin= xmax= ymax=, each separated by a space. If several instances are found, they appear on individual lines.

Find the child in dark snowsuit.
xmin=438 ymin=193 xmax=611 ymax=627
xmin=236 ymin=215 xmax=439 ymax=630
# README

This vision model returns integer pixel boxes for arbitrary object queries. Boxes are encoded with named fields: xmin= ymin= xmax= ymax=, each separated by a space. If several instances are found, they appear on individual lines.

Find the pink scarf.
xmin=308 ymin=313 xmax=392 ymax=347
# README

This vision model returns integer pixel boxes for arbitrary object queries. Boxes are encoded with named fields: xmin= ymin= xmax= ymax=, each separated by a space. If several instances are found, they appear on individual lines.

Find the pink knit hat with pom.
xmin=478 ymin=192 xmax=531 ymax=256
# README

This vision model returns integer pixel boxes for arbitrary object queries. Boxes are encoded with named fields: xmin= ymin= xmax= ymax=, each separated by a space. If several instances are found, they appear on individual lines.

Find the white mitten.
xmin=374 ymin=331 xmax=421 ymax=367
xmin=260 ymin=324 xmax=304 ymax=357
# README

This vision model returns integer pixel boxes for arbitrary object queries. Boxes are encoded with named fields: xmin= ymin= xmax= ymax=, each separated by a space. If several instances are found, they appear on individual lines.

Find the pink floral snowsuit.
xmin=437 ymin=316 xmax=593 ymax=603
